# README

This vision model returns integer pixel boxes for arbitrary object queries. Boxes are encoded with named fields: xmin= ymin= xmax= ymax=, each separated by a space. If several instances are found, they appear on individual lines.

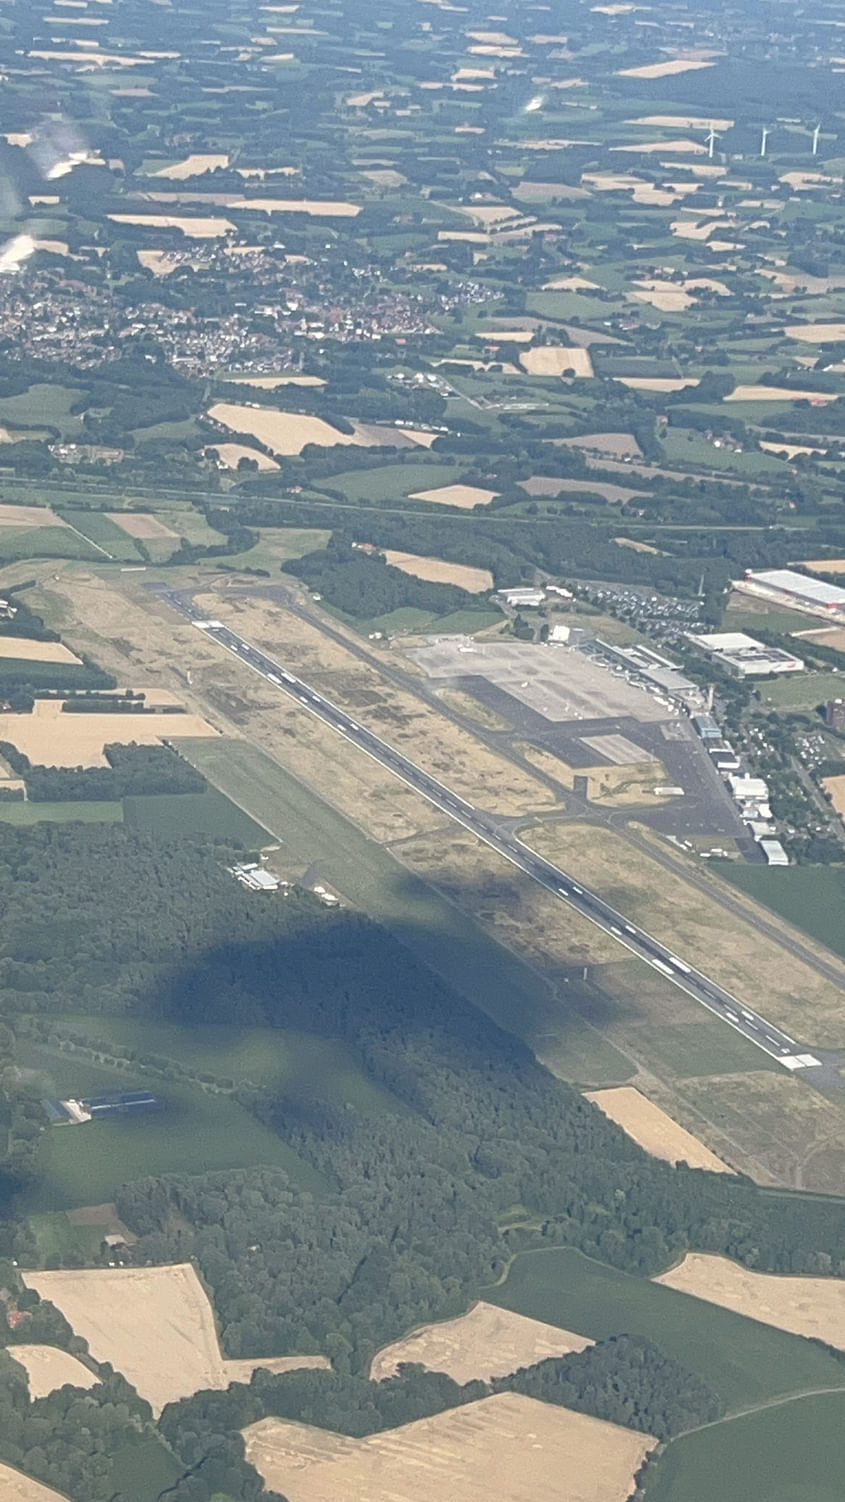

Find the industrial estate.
xmin=0 ymin=1 xmax=844 ymax=1502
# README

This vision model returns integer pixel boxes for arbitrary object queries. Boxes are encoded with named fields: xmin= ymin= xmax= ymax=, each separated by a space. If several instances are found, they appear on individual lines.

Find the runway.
xmin=158 ymin=588 xmax=822 ymax=1075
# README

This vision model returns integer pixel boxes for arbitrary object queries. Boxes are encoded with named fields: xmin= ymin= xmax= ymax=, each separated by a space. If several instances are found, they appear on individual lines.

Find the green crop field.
xmin=715 ymin=864 xmax=845 ymax=961
xmin=645 ymin=1392 xmax=845 ymax=1502
xmin=18 ymin=1041 xmax=326 ymax=1209
xmin=0 ymin=524 xmax=98 ymax=559
xmin=757 ymin=670 xmax=845 ymax=709
xmin=178 ymin=737 xmax=635 ymax=1086
xmin=323 ymin=461 xmax=462 ymax=503
xmin=0 ymin=801 xmax=124 ymax=826
xmin=489 ymin=1248 xmax=845 ymax=1412
xmin=0 ymin=383 xmax=83 ymax=438
xmin=54 ymin=1013 xmax=408 ymax=1117
xmin=56 ymin=510 xmax=142 ymax=561
xmin=122 ymin=787 xmax=272 ymax=845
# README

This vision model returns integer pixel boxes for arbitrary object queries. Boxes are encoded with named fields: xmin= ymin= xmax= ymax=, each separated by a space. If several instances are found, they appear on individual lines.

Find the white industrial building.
xmin=759 ymin=838 xmax=789 ymax=866
xmin=734 ymin=569 xmax=845 ymax=619
xmin=686 ymin=631 xmax=804 ymax=677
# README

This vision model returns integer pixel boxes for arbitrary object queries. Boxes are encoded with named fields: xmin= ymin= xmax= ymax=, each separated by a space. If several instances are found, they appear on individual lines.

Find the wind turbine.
xmin=812 ymin=123 xmax=822 ymax=156
xmin=706 ymin=125 xmax=719 ymax=160
xmin=760 ymin=125 xmax=770 ymax=158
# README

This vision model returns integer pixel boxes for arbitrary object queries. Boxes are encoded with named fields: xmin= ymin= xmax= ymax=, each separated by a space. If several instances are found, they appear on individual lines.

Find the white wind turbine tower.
xmin=812 ymin=123 xmax=822 ymax=156
xmin=706 ymin=125 xmax=719 ymax=160
xmin=760 ymin=125 xmax=770 ymax=157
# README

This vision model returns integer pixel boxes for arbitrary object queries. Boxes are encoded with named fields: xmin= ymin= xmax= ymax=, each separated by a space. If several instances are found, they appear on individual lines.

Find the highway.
xmin=159 ymin=588 xmax=821 ymax=1074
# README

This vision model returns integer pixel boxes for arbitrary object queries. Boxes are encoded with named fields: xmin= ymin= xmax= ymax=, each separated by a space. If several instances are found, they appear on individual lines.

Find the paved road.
xmin=155 ymin=586 xmax=824 ymax=1076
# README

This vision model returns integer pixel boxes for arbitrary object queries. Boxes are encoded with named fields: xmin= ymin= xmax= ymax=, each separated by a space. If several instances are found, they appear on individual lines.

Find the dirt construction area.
xmin=584 ymin=1087 xmax=734 ymax=1172
xmin=370 ymin=1302 xmax=592 ymax=1383
xmin=523 ymin=821 xmax=845 ymax=1048
xmin=655 ymin=1254 xmax=845 ymax=1351
xmin=22 ymin=1264 xmax=328 ymax=1415
xmin=243 ymin=1393 xmax=655 ymax=1502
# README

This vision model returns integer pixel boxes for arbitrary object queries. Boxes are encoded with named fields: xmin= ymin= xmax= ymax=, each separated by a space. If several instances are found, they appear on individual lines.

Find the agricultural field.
xmin=9 ymin=1346 xmax=97 ymax=1400
xmin=583 ymin=1088 xmax=734 ymax=1173
xmin=489 ymin=1249 xmax=845 ymax=1413
xmin=644 ymin=1393 xmax=845 ymax=1502
xmin=716 ymin=864 xmax=845 ymax=961
xmin=122 ymin=787 xmax=272 ymax=844
xmin=22 ymin=1264 xmax=329 ymax=1414
xmin=655 ymin=1254 xmax=845 ymax=1351
xmin=0 ymin=1464 xmax=70 ymax=1502
xmin=0 ymin=698 xmax=218 ymax=766
xmin=370 ymin=1301 xmax=592 ymax=1384
xmin=244 ymin=1394 xmax=654 ymax=1502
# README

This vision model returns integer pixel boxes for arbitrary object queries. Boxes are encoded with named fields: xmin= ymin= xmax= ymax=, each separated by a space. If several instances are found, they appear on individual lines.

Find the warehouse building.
xmin=734 ymin=569 xmax=845 ymax=619
xmin=686 ymin=631 xmax=804 ymax=678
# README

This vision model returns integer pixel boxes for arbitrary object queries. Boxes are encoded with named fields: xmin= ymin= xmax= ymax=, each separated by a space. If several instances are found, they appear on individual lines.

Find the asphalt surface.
xmin=155 ymin=586 xmax=824 ymax=1077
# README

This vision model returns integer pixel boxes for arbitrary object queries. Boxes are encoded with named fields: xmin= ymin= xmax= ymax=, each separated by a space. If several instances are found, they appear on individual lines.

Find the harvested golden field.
xmin=760 ymin=441 xmax=825 ymax=459
xmin=584 ymin=1087 xmax=734 ymax=1172
xmin=785 ymin=322 xmax=845 ymax=342
xmin=9 ymin=1344 xmax=97 ymax=1399
xmin=670 ymin=217 xmax=720 ymax=240
xmin=0 ymin=1463 xmax=69 ymax=1502
xmin=616 ymin=376 xmax=699 ymax=392
xmin=455 ymin=203 xmax=521 ymax=226
xmin=619 ymin=57 xmax=714 ymax=78
xmin=152 ymin=153 xmax=229 ymax=177
xmin=109 ymin=213 xmax=237 ymax=237
xmin=208 ymin=404 xmax=434 ymax=456
xmin=210 ymin=441 xmax=281 ymax=471
xmin=0 ymin=637 xmax=81 ymax=664
xmin=823 ymin=775 xmax=845 ymax=817
xmin=519 ymin=346 xmax=593 ymax=377
xmin=615 ymin=138 xmax=706 ymax=155
xmin=105 ymin=511 xmax=178 ymax=540
xmin=244 ymin=1393 xmax=655 ymax=1502
xmin=523 ymin=822 xmax=845 ymax=1046
xmin=23 ymin=1265 xmax=328 ymax=1416
xmin=726 ymin=385 xmax=837 ymax=403
xmin=0 ymin=504 xmax=65 ymax=527
xmin=627 ymin=114 xmax=734 ymax=129
xmin=543 ymin=274 xmax=599 ymax=290
xmin=656 ymin=1253 xmax=845 ymax=1349
xmin=410 ymin=482 xmax=498 ymax=508
xmin=0 ymin=697 xmax=218 ymax=767
xmin=632 ymin=281 xmax=695 ymax=311
xmin=225 ymin=373 xmax=326 ymax=387
xmin=794 ymin=625 xmax=845 ymax=650
xmin=208 ymin=402 xmax=358 ymax=455
xmin=370 ymin=1301 xmax=591 ymax=1383
xmin=383 ymin=551 xmax=493 ymax=592
xmin=141 ymin=191 xmax=360 ymax=217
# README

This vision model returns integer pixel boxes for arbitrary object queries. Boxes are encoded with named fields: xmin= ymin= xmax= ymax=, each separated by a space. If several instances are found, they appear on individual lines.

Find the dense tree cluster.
xmin=283 ymin=533 xmax=486 ymax=617
xmin=0 ymin=742 xmax=206 ymax=803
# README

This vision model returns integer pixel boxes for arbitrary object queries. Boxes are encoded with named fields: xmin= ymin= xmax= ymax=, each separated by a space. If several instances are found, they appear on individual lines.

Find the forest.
xmin=282 ymin=533 xmax=488 ymax=618
xmin=0 ymin=742 xmax=207 ymax=802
